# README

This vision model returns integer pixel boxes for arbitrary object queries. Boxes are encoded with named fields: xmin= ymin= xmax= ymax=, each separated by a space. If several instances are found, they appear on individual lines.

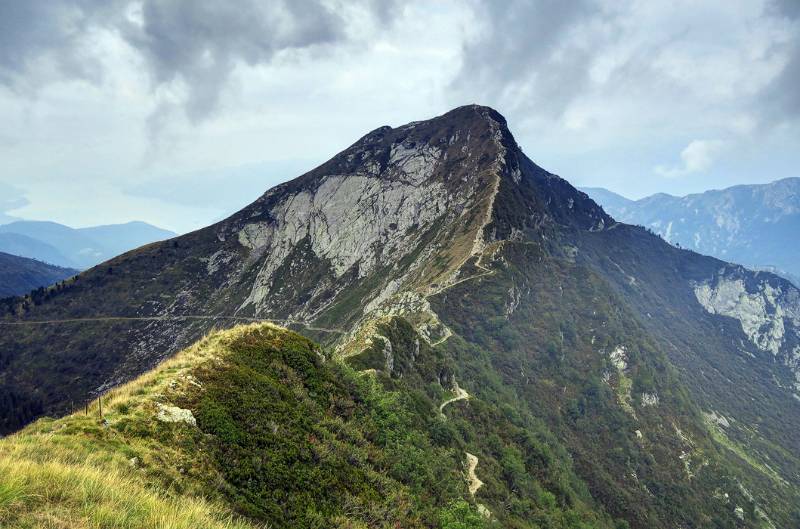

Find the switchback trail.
xmin=438 ymin=381 xmax=492 ymax=518
xmin=438 ymin=381 xmax=470 ymax=415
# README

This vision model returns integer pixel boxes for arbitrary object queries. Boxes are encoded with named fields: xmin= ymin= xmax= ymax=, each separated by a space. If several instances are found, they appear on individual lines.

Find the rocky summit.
xmin=2 ymin=105 xmax=800 ymax=528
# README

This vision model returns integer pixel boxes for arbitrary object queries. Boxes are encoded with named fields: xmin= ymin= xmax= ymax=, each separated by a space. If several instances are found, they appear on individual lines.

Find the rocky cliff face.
xmin=2 ymin=105 xmax=800 ymax=528
xmin=694 ymin=265 xmax=800 ymax=396
xmin=219 ymin=106 xmax=509 ymax=325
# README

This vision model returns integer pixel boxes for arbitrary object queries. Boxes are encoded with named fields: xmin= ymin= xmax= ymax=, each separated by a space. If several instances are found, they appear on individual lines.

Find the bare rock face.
xmin=0 ymin=105 xmax=552 ymax=424
xmin=156 ymin=403 xmax=197 ymax=426
xmin=694 ymin=265 xmax=800 ymax=395
xmin=212 ymin=105 xmax=553 ymax=352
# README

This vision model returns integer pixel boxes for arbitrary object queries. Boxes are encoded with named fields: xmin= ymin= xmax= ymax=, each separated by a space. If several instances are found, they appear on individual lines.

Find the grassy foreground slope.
xmin=0 ymin=323 xmax=620 ymax=529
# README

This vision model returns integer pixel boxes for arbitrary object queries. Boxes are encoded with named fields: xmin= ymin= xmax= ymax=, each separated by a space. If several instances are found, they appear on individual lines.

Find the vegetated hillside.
xmin=582 ymin=179 xmax=800 ymax=284
xmin=0 ymin=323 xmax=621 ymax=528
xmin=0 ymin=220 xmax=177 ymax=269
xmin=2 ymin=105 xmax=800 ymax=527
xmin=0 ymin=251 xmax=76 ymax=297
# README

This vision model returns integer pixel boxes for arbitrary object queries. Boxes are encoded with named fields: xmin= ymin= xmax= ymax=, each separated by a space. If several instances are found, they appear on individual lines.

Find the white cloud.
xmin=655 ymin=140 xmax=726 ymax=178
xmin=0 ymin=0 xmax=798 ymax=229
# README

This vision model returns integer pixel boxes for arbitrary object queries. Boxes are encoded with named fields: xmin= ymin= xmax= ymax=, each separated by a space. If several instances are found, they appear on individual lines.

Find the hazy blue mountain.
xmin=582 ymin=178 xmax=800 ymax=284
xmin=0 ymin=233 xmax=71 ymax=268
xmin=0 ymin=212 xmax=19 ymax=225
xmin=580 ymin=186 xmax=634 ymax=213
xmin=0 ymin=220 xmax=176 ymax=269
xmin=0 ymin=251 xmax=77 ymax=297
xmin=76 ymin=221 xmax=177 ymax=260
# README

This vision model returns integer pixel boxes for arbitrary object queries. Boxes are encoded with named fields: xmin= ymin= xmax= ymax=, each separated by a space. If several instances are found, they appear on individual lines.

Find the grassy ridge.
xmin=0 ymin=321 xmax=633 ymax=528
xmin=0 ymin=324 xmax=485 ymax=528
xmin=0 ymin=325 xmax=259 ymax=529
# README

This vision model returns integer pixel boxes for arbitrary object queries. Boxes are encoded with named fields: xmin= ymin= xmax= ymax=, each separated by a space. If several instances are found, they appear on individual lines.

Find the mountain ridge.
xmin=0 ymin=251 xmax=77 ymax=297
xmin=582 ymin=178 xmax=800 ymax=283
xmin=2 ymin=105 xmax=800 ymax=528
xmin=0 ymin=220 xmax=177 ymax=269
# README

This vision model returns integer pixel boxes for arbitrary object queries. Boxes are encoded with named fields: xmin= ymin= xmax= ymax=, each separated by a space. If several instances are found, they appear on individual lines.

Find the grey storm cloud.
xmin=0 ymin=0 xmax=395 ymax=121
xmin=454 ymin=0 xmax=800 ymax=127
xmin=761 ymin=0 xmax=800 ymax=123
xmin=120 ymin=0 xmax=346 ymax=122
xmin=454 ymin=0 xmax=604 ymax=118
xmin=0 ymin=1 xmax=110 ymax=89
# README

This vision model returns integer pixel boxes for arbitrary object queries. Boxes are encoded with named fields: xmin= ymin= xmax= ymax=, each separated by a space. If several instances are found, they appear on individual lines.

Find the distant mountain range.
xmin=0 ymin=220 xmax=177 ymax=270
xmin=582 ymin=178 xmax=800 ymax=284
xmin=0 ymin=252 xmax=77 ymax=297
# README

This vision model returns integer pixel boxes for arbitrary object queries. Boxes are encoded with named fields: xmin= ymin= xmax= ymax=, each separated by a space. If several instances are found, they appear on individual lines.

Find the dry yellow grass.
xmin=0 ymin=457 xmax=252 ymax=529
xmin=0 ymin=323 xmax=286 ymax=529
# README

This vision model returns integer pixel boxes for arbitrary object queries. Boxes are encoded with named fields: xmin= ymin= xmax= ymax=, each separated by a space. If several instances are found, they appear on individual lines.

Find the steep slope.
xmin=0 ymin=220 xmax=177 ymax=269
xmin=583 ymin=180 xmax=800 ymax=284
xmin=0 ymin=106 xmax=532 ymax=430
xmin=2 ymin=105 xmax=800 ymax=527
xmin=0 ymin=251 xmax=76 ymax=297
xmin=0 ymin=323 xmax=619 ymax=528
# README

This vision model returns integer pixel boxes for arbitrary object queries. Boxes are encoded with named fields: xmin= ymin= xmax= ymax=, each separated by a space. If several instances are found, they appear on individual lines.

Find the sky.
xmin=0 ymin=0 xmax=798 ymax=234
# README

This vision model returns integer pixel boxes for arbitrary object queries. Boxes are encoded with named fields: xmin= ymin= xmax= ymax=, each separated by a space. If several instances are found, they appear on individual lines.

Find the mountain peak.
xmin=439 ymin=103 xmax=508 ymax=125
xmin=2 ymin=104 xmax=611 ymax=420
xmin=214 ymin=105 xmax=610 ymax=324
xmin=345 ymin=104 xmax=513 ymax=163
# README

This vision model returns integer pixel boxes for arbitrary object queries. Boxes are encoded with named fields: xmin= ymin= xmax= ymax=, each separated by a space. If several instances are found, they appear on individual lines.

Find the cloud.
xmin=655 ymin=140 xmax=725 ymax=178
xmin=119 ymin=0 xmax=347 ymax=124
xmin=454 ymin=0 xmax=601 ymax=118
xmin=758 ymin=0 xmax=800 ymax=125
xmin=453 ymin=0 xmax=800 ymax=133
xmin=0 ymin=1 xmax=110 ymax=91
xmin=0 ymin=0 xmax=398 ymax=124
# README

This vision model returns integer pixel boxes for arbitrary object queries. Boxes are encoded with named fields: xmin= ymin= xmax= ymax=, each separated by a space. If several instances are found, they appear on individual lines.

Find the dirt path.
xmin=0 ymin=315 xmax=344 ymax=334
xmin=438 ymin=381 xmax=470 ymax=415
xmin=429 ymin=266 xmax=494 ymax=297
xmin=428 ymin=240 xmax=539 ymax=299
xmin=438 ymin=382 xmax=491 ymax=518
xmin=427 ymin=257 xmax=494 ymax=298
xmin=465 ymin=452 xmax=491 ymax=518
xmin=464 ymin=452 xmax=484 ymax=495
